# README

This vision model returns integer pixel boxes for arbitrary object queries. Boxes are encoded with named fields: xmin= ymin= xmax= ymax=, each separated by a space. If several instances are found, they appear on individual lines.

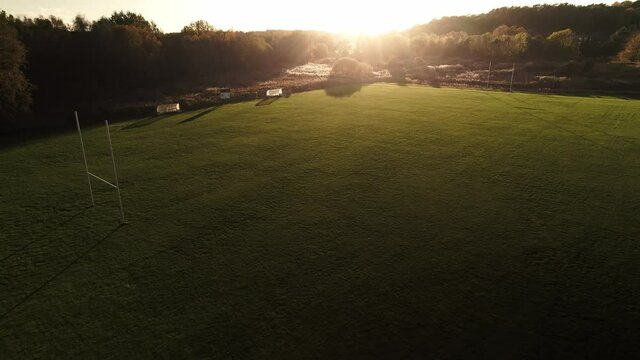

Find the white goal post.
xmin=75 ymin=111 xmax=126 ymax=224
xmin=510 ymin=63 xmax=516 ymax=92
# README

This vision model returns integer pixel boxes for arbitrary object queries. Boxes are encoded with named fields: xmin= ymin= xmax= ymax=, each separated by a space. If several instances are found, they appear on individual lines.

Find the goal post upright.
xmin=510 ymin=63 xmax=516 ymax=92
xmin=487 ymin=61 xmax=492 ymax=89
xmin=75 ymin=111 xmax=94 ymax=206
xmin=105 ymin=120 xmax=125 ymax=224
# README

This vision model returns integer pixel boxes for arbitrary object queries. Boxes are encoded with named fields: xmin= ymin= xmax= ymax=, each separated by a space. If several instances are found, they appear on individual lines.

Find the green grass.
xmin=2 ymin=83 xmax=640 ymax=359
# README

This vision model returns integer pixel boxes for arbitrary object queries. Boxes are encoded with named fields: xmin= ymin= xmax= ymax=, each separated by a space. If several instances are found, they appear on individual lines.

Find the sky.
xmin=2 ymin=0 xmax=617 ymax=34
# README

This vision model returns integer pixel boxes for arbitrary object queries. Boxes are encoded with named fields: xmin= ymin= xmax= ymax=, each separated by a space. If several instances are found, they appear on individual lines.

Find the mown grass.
xmin=2 ymin=83 xmax=640 ymax=359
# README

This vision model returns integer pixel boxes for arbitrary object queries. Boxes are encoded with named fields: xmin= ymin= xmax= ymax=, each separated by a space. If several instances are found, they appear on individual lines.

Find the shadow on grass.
xmin=480 ymin=90 xmax=626 ymax=154
xmin=0 ymin=206 xmax=92 ymax=263
xmin=324 ymin=83 xmax=363 ymax=98
xmin=256 ymin=97 xmax=281 ymax=106
xmin=121 ymin=114 xmax=168 ymax=130
xmin=179 ymin=107 xmax=218 ymax=124
xmin=553 ymin=91 xmax=640 ymax=100
xmin=0 ymin=224 xmax=123 ymax=321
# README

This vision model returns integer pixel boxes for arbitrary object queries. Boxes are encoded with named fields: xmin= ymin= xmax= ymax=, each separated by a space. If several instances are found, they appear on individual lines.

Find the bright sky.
xmin=2 ymin=0 xmax=617 ymax=34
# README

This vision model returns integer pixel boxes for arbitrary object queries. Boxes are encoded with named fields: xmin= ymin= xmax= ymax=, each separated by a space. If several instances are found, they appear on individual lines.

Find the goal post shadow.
xmin=75 ymin=111 xmax=126 ymax=224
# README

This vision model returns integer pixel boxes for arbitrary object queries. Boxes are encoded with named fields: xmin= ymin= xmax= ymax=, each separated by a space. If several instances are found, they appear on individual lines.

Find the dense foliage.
xmin=0 ymin=12 xmax=337 ymax=130
xmin=329 ymin=57 xmax=373 ymax=82
xmin=618 ymin=32 xmax=640 ymax=61
xmin=3 ymin=2 xmax=640 ymax=132
xmin=406 ymin=2 xmax=640 ymax=62
xmin=413 ymin=2 xmax=640 ymax=38
xmin=0 ymin=11 xmax=31 ymax=123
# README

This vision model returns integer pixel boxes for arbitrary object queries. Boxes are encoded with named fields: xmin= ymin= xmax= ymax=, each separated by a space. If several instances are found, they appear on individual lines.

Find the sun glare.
xmin=283 ymin=3 xmax=421 ymax=35
xmin=322 ymin=11 xmax=400 ymax=35
xmin=197 ymin=0 xmax=431 ymax=35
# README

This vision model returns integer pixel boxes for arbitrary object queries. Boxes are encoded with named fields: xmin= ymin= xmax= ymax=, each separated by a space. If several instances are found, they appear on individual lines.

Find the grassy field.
xmin=2 ymin=83 xmax=640 ymax=359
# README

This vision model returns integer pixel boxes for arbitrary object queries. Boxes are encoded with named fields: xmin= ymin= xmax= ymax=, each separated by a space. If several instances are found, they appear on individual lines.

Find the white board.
xmin=156 ymin=103 xmax=180 ymax=114
xmin=266 ymin=88 xmax=283 ymax=97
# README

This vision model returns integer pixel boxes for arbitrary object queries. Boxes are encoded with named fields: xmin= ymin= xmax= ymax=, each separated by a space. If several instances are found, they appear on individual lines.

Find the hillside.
xmin=413 ymin=3 xmax=640 ymax=37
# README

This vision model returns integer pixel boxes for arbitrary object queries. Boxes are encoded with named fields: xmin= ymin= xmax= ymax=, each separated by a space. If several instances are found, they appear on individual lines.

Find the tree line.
xmin=406 ymin=2 xmax=640 ymax=62
xmin=0 ymin=11 xmax=338 ymax=131
xmin=3 ymin=3 xmax=640 ymax=132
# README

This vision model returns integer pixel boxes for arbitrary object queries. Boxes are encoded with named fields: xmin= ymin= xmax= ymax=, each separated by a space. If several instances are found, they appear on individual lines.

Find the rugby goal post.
xmin=75 ymin=111 xmax=126 ymax=224
xmin=510 ymin=63 xmax=516 ymax=92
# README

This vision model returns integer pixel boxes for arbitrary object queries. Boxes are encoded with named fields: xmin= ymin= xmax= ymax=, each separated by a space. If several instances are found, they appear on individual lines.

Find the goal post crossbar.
xmin=87 ymin=172 xmax=117 ymax=189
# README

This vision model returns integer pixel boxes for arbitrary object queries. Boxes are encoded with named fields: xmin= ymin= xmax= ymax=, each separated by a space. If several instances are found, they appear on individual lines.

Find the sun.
xmin=327 ymin=14 xmax=399 ymax=35
xmin=305 ymin=4 xmax=409 ymax=35
xmin=196 ymin=0 xmax=439 ymax=35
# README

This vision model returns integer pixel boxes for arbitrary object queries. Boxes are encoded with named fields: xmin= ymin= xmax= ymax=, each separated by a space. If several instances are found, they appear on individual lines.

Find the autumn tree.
xmin=0 ymin=11 xmax=32 ymax=122
xmin=546 ymin=28 xmax=579 ymax=59
xmin=329 ymin=57 xmax=373 ymax=82
xmin=72 ymin=15 xmax=90 ymax=32
xmin=182 ymin=20 xmax=216 ymax=35
xmin=618 ymin=32 xmax=640 ymax=62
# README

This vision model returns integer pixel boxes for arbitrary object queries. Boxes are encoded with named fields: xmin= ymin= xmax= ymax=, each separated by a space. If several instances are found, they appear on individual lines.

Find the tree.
xmin=512 ymin=32 xmax=530 ymax=58
xmin=182 ymin=20 xmax=216 ymax=35
xmin=0 ymin=11 xmax=32 ymax=122
xmin=48 ymin=16 xmax=67 ymax=30
xmin=548 ymin=29 xmax=576 ymax=48
xmin=276 ymin=31 xmax=311 ymax=66
xmin=73 ymin=15 xmax=90 ymax=32
xmin=329 ymin=57 xmax=373 ymax=82
xmin=547 ymin=28 xmax=579 ymax=59
xmin=94 ymin=11 xmax=160 ymax=33
xmin=380 ymin=34 xmax=410 ymax=63
xmin=90 ymin=15 xmax=162 ymax=90
xmin=610 ymin=25 xmax=638 ymax=53
xmin=618 ymin=32 xmax=640 ymax=61
xmin=311 ymin=42 xmax=329 ymax=60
